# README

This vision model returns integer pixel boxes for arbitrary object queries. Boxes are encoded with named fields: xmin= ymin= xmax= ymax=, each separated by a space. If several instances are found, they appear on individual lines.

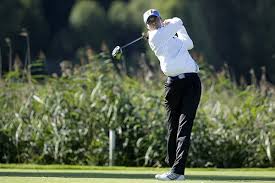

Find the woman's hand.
xmin=163 ymin=19 xmax=171 ymax=26
xmin=142 ymin=32 xmax=149 ymax=40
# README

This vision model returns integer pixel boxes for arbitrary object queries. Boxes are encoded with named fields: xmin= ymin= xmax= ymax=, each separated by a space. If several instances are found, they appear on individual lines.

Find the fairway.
xmin=0 ymin=166 xmax=275 ymax=183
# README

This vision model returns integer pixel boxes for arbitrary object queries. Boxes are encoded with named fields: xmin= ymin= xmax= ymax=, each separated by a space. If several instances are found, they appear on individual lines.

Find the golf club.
xmin=112 ymin=33 xmax=148 ymax=60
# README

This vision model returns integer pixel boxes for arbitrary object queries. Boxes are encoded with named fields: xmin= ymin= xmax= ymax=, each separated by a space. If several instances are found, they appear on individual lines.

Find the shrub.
xmin=0 ymin=56 xmax=274 ymax=167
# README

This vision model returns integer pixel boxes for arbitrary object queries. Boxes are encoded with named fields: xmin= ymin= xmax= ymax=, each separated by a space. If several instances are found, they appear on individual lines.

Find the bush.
xmin=0 ymin=56 xmax=274 ymax=167
xmin=190 ymin=72 xmax=275 ymax=167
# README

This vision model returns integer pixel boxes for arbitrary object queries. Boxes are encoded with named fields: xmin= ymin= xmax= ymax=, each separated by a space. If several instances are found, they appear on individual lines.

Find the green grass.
xmin=0 ymin=165 xmax=274 ymax=183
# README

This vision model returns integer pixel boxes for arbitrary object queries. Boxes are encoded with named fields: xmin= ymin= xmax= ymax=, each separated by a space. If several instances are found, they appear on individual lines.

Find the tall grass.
xmin=0 ymin=56 xmax=274 ymax=168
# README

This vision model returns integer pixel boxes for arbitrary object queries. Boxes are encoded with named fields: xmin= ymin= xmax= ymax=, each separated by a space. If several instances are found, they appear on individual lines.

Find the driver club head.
xmin=112 ymin=46 xmax=123 ymax=60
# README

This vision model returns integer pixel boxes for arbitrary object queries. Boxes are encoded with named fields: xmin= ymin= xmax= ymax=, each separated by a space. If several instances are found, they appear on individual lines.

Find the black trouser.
xmin=164 ymin=73 xmax=201 ymax=175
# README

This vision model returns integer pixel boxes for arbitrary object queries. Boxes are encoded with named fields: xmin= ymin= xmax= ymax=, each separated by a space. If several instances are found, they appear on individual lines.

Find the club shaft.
xmin=121 ymin=36 xmax=143 ymax=49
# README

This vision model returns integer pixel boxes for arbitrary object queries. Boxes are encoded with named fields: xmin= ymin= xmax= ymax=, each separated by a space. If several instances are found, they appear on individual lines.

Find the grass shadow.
xmin=0 ymin=172 xmax=153 ymax=179
xmin=0 ymin=171 xmax=275 ymax=181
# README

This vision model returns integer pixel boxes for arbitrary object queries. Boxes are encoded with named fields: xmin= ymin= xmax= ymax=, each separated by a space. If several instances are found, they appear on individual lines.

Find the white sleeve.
xmin=177 ymin=25 xmax=194 ymax=50
xmin=158 ymin=17 xmax=183 ymax=42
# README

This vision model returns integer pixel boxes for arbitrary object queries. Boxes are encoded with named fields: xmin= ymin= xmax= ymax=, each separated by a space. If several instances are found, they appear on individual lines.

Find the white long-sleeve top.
xmin=148 ymin=17 xmax=199 ymax=76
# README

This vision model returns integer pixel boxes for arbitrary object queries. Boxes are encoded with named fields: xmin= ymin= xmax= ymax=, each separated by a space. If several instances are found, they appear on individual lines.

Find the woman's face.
xmin=147 ymin=16 xmax=162 ymax=31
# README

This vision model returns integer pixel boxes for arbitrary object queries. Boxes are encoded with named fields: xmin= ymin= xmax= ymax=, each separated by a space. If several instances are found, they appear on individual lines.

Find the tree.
xmin=0 ymin=0 xmax=49 ymax=70
xmin=19 ymin=0 xmax=50 ymax=53
xmin=0 ymin=0 xmax=23 ymax=38
xmin=69 ymin=0 xmax=108 ymax=50
xmin=108 ymin=1 xmax=130 ymax=28
xmin=199 ymin=0 xmax=275 ymax=82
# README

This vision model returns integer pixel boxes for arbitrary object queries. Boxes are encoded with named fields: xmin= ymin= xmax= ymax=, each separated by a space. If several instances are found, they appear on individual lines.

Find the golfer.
xmin=143 ymin=9 xmax=201 ymax=181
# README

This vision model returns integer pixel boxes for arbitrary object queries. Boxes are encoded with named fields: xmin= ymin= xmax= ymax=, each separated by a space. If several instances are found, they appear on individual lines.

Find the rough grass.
xmin=0 ymin=165 xmax=275 ymax=183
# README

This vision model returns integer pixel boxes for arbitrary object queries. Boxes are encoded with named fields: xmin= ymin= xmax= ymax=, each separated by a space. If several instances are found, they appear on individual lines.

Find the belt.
xmin=167 ymin=72 xmax=198 ymax=82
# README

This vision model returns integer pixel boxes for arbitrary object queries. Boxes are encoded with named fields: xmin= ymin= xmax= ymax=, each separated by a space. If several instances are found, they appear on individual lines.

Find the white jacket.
xmin=148 ymin=17 xmax=199 ymax=76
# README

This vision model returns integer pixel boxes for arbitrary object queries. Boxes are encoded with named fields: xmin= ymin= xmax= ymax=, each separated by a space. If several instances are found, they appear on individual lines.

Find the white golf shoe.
xmin=155 ymin=172 xmax=185 ymax=181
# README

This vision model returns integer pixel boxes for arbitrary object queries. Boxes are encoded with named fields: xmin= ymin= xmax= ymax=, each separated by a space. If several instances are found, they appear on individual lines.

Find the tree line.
xmin=0 ymin=0 xmax=275 ymax=83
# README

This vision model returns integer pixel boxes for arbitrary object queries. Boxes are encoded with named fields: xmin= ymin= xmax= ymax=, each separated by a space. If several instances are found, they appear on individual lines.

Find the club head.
xmin=112 ymin=46 xmax=123 ymax=60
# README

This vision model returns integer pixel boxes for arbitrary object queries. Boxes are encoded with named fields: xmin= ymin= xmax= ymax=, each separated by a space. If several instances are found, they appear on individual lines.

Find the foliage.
xmin=1 ymin=0 xmax=275 ymax=83
xmin=0 ymin=0 xmax=49 ymax=51
xmin=69 ymin=0 xmax=108 ymax=50
xmin=190 ymin=72 xmax=275 ymax=168
xmin=0 ymin=56 xmax=274 ymax=168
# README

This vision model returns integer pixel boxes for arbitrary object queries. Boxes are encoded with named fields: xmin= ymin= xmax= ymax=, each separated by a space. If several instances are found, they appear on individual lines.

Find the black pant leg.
xmin=165 ymin=110 xmax=179 ymax=167
xmin=164 ymin=81 xmax=182 ymax=167
xmin=171 ymin=75 xmax=201 ymax=175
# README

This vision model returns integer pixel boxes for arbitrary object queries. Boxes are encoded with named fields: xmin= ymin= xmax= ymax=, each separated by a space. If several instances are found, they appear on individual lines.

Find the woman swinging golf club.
xmin=143 ymin=9 xmax=201 ymax=181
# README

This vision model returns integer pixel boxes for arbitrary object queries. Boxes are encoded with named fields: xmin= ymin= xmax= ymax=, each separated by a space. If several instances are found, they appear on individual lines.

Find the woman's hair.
xmin=147 ymin=16 xmax=162 ymax=30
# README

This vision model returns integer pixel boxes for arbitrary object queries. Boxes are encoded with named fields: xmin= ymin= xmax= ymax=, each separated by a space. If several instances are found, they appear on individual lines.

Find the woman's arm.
xmin=177 ymin=24 xmax=194 ymax=50
xmin=158 ymin=17 xmax=183 ymax=42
